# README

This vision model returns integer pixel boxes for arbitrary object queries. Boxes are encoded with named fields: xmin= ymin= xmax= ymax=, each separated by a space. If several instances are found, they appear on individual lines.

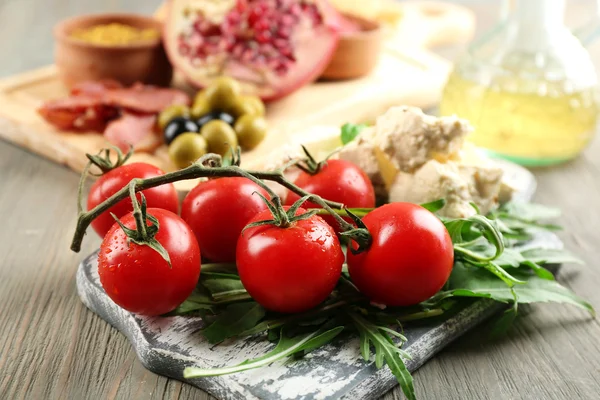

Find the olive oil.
xmin=439 ymin=0 xmax=600 ymax=166
xmin=440 ymin=73 xmax=599 ymax=166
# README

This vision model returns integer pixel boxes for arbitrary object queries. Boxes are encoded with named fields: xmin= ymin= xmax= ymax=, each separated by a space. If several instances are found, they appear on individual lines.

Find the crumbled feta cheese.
xmin=337 ymin=127 xmax=388 ymax=198
xmin=389 ymin=160 xmax=477 ymax=218
xmin=374 ymin=106 xmax=472 ymax=172
xmin=389 ymin=157 xmax=503 ymax=218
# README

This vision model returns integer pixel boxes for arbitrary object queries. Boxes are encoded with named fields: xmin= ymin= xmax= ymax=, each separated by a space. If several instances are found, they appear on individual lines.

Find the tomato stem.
xmin=71 ymin=150 xmax=370 ymax=253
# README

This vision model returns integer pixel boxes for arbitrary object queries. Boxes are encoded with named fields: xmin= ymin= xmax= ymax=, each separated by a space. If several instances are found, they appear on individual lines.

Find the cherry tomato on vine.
xmin=87 ymin=163 xmax=179 ymax=237
xmin=181 ymin=177 xmax=269 ymax=263
xmin=237 ymin=207 xmax=344 ymax=313
xmin=98 ymin=208 xmax=201 ymax=316
xmin=285 ymin=159 xmax=375 ymax=232
xmin=347 ymin=202 xmax=454 ymax=307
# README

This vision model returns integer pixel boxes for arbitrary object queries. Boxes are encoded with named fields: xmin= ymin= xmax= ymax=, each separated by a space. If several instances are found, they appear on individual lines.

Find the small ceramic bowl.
xmin=320 ymin=14 xmax=383 ymax=80
xmin=54 ymin=13 xmax=173 ymax=88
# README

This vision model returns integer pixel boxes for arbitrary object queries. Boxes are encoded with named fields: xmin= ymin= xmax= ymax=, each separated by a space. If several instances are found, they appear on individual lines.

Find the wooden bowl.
xmin=320 ymin=14 xmax=383 ymax=80
xmin=54 ymin=13 xmax=173 ymax=88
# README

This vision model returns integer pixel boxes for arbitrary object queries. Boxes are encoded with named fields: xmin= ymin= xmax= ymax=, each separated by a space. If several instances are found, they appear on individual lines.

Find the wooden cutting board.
xmin=0 ymin=1 xmax=474 ymax=190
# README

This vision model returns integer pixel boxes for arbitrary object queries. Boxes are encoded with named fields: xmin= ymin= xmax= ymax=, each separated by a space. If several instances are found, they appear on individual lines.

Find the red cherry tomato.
xmin=87 ymin=163 xmax=179 ymax=237
xmin=237 ymin=207 xmax=344 ymax=313
xmin=285 ymin=159 xmax=375 ymax=232
xmin=347 ymin=203 xmax=454 ymax=307
xmin=98 ymin=208 xmax=201 ymax=316
xmin=181 ymin=177 xmax=269 ymax=263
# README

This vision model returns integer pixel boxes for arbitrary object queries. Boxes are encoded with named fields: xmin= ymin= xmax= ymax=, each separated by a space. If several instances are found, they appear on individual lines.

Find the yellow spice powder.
xmin=70 ymin=23 xmax=159 ymax=46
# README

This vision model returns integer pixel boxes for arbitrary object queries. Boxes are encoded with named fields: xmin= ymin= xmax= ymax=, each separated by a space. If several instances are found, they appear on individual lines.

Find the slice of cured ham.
xmin=70 ymin=80 xmax=123 ymax=97
xmin=38 ymin=97 xmax=119 ymax=132
xmin=104 ymin=84 xmax=190 ymax=114
xmin=103 ymin=113 xmax=161 ymax=153
xmin=38 ymin=82 xmax=190 ymax=137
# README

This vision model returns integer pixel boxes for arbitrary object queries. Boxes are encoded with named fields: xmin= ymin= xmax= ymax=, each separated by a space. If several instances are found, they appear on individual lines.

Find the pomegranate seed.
xmin=254 ymin=19 xmax=271 ymax=33
xmin=273 ymin=38 xmax=288 ymax=49
xmin=236 ymin=0 xmax=247 ymax=12
xmin=226 ymin=12 xmax=241 ymax=25
xmin=279 ymin=46 xmax=292 ymax=57
xmin=232 ymin=44 xmax=245 ymax=58
xmin=275 ymin=26 xmax=291 ymax=39
xmin=256 ymin=30 xmax=272 ymax=44
xmin=259 ymin=43 xmax=276 ymax=55
xmin=242 ymin=48 xmax=255 ymax=62
xmin=253 ymin=54 xmax=267 ymax=65
xmin=267 ymin=58 xmax=281 ymax=70
xmin=280 ymin=14 xmax=295 ymax=27
xmin=289 ymin=3 xmax=301 ymax=16
xmin=275 ymin=63 xmax=288 ymax=75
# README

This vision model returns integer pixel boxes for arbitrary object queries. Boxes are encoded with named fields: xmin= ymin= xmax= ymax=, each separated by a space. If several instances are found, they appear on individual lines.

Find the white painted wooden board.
xmin=75 ymin=161 xmax=555 ymax=400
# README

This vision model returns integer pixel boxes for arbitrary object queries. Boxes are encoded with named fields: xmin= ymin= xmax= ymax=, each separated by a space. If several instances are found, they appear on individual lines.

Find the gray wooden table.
xmin=1 ymin=1 xmax=599 ymax=399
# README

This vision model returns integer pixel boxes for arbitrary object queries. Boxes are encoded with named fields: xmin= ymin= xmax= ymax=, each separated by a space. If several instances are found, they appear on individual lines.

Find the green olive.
xmin=201 ymin=120 xmax=238 ymax=156
xmin=158 ymin=104 xmax=190 ymax=130
xmin=191 ymin=94 xmax=211 ymax=119
xmin=234 ymin=115 xmax=267 ymax=150
xmin=168 ymin=132 xmax=208 ymax=169
xmin=228 ymin=95 xmax=266 ymax=118
xmin=204 ymin=76 xmax=242 ymax=110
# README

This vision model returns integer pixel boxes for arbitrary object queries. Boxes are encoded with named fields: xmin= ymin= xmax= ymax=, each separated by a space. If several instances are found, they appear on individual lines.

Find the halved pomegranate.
xmin=163 ymin=0 xmax=341 ymax=101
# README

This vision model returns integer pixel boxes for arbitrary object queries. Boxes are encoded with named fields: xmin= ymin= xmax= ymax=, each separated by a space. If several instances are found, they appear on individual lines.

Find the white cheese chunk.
xmin=389 ymin=160 xmax=476 ymax=218
xmin=389 ymin=157 xmax=504 ymax=218
xmin=374 ymin=106 xmax=472 ymax=173
xmin=337 ymin=127 xmax=389 ymax=198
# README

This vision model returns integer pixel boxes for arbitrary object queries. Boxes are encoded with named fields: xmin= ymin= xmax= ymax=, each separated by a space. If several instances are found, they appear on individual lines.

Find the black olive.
xmin=163 ymin=117 xmax=199 ymax=145
xmin=197 ymin=111 xmax=236 ymax=130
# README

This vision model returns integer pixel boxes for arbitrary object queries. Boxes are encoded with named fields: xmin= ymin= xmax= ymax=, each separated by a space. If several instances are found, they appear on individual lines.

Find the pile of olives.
xmin=158 ymin=77 xmax=268 ymax=169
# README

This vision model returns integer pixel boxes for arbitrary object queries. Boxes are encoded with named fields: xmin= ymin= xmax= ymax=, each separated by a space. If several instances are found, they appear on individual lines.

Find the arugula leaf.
xmin=435 ymin=263 xmax=594 ymax=315
xmin=167 ymin=300 xmax=215 ymax=315
xmin=494 ymin=202 xmax=562 ymax=236
xmin=201 ymin=271 xmax=241 ymax=280
xmin=520 ymin=248 xmax=584 ymax=265
xmin=491 ymin=248 xmax=554 ymax=280
xmin=201 ymin=278 xmax=248 ymax=301
xmin=499 ymin=202 xmax=561 ymax=221
xmin=293 ymin=326 xmax=345 ymax=356
xmin=490 ymin=304 xmax=518 ymax=338
xmin=184 ymin=326 xmax=344 ymax=378
xmin=521 ymin=260 xmax=555 ymax=280
xmin=341 ymin=123 xmax=367 ymax=145
xmin=420 ymin=199 xmax=446 ymax=213
xmin=347 ymin=311 xmax=415 ymax=400
xmin=202 ymin=302 xmax=266 ymax=344
xmin=494 ymin=247 xmax=525 ymax=267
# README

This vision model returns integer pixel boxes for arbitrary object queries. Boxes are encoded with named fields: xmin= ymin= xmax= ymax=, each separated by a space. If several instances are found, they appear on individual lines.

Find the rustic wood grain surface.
xmin=0 ymin=0 xmax=599 ymax=399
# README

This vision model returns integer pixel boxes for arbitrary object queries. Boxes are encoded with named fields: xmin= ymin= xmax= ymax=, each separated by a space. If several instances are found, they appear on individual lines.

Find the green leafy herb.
xmin=500 ymin=202 xmax=561 ymax=221
xmin=175 ymin=199 xmax=592 ymax=400
xmin=202 ymin=302 xmax=266 ymax=344
xmin=489 ymin=304 xmax=518 ymax=338
xmin=184 ymin=325 xmax=345 ymax=378
xmin=340 ymin=123 xmax=367 ymax=145
xmin=520 ymin=248 xmax=584 ymax=265
xmin=420 ymin=199 xmax=446 ymax=213
xmin=433 ymin=263 xmax=594 ymax=316
xmin=202 ymin=277 xmax=247 ymax=300
xmin=347 ymin=310 xmax=415 ymax=400
xmin=167 ymin=300 xmax=215 ymax=315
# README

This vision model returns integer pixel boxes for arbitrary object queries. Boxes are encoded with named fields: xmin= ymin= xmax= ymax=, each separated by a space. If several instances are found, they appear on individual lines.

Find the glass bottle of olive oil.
xmin=440 ymin=0 xmax=599 ymax=166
